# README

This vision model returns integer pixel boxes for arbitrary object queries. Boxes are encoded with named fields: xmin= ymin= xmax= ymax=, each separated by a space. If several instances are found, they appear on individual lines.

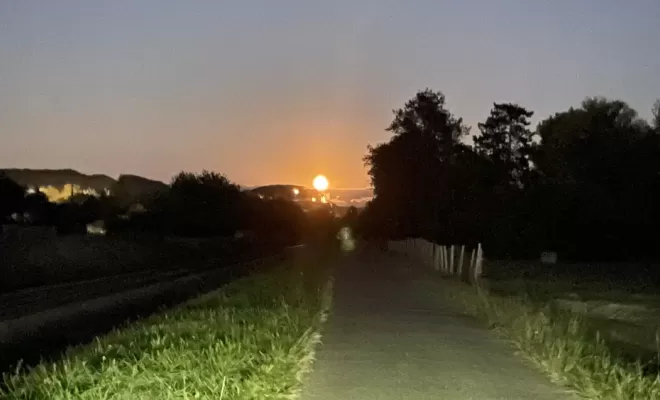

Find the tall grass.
xmin=1 ymin=250 xmax=333 ymax=400
xmin=441 ymin=280 xmax=660 ymax=400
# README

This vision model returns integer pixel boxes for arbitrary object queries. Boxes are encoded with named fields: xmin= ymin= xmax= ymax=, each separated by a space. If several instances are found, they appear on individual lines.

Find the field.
xmin=1 ymin=246 xmax=333 ymax=399
xmin=0 ymin=225 xmax=262 ymax=292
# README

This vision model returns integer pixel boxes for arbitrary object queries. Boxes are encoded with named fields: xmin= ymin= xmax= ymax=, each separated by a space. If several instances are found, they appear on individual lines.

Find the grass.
xmin=1 ymin=248 xmax=334 ymax=400
xmin=438 ymin=278 xmax=660 ymax=400
xmin=485 ymin=277 xmax=660 ymax=305
xmin=485 ymin=276 xmax=660 ymax=360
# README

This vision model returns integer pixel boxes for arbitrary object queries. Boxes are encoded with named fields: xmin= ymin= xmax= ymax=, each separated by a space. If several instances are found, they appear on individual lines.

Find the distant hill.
xmin=0 ymin=168 xmax=167 ymax=204
xmin=0 ymin=168 xmax=115 ymax=193
xmin=111 ymin=174 xmax=168 ymax=205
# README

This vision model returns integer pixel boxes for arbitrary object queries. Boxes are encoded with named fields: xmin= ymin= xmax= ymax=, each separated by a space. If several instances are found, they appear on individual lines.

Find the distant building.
xmin=30 ymin=183 xmax=108 ymax=203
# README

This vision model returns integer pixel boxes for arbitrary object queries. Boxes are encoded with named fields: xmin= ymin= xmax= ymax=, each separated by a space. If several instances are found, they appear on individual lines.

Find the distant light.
xmin=320 ymin=195 xmax=327 ymax=203
xmin=313 ymin=175 xmax=329 ymax=192
xmin=312 ymin=197 xmax=317 ymax=202
xmin=292 ymin=188 xmax=300 ymax=196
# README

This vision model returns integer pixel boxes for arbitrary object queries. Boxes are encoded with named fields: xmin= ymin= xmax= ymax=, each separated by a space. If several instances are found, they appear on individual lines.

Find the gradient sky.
xmin=1 ymin=1 xmax=659 ymax=188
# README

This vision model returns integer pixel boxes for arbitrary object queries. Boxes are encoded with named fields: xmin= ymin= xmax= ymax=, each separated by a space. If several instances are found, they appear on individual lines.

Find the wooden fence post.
xmin=433 ymin=244 xmax=439 ymax=271
xmin=449 ymin=245 xmax=455 ymax=277
xmin=475 ymin=243 xmax=483 ymax=282
xmin=458 ymin=245 xmax=465 ymax=281
xmin=469 ymin=248 xmax=476 ymax=283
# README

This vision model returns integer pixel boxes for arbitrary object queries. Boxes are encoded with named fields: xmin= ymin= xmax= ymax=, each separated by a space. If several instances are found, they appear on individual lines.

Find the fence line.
xmin=387 ymin=238 xmax=483 ymax=284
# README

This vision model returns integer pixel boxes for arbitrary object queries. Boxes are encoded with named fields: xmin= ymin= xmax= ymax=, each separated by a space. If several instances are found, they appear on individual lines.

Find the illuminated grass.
xmin=1 ymin=253 xmax=333 ymax=400
xmin=439 ymin=280 xmax=660 ymax=400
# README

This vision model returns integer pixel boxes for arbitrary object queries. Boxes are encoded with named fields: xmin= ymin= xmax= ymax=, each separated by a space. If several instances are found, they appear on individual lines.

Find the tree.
xmin=653 ymin=99 xmax=660 ymax=131
xmin=531 ymin=97 xmax=656 ymax=260
xmin=471 ymin=103 xmax=537 ymax=256
xmin=163 ymin=171 xmax=244 ymax=237
xmin=0 ymin=175 xmax=25 ymax=221
xmin=534 ymin=97 xmax=649 ymax=186
xmin=364 ymin=89 xmax=468 ymax=240
xmin=245 ymin=197 xmax=309 ymax=245
xmin=474 ymin=103 xmax=535 ymax=188
xmin=23 ymin=191 xmax=52 ymax=224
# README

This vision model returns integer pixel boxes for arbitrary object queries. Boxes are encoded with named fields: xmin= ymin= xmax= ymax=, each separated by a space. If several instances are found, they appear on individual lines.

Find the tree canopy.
xmin=360 ymin=90 xmax=660 ymax=261
xmin=0 ymin=175 xmax=26 ymax=221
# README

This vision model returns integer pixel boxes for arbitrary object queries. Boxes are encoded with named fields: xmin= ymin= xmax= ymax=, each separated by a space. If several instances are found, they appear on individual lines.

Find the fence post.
xmin=458 ymin=245 xmax=465 ymax=281
xmin=442 ymin=246 xmax=448 ymax=275
xmin=474 ymin=243 xmax=483 ymax=283
xmin=449 ymin=245 xmax=455 ymax=277
xmin=433 ymin=244 xmax=439 ymax=271
xmin=438 ymin=245 xmax=444 ymax=274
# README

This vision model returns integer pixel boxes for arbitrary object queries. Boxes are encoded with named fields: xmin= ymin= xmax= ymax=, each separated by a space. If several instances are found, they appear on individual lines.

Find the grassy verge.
xmin=1 ymin=249 xmax=333 ymax=400
xmin=438 ymin=279 xmax=660 ymax=400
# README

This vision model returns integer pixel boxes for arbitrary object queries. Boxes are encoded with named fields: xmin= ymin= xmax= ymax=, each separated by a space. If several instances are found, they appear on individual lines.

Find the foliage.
xmin=156 ymin=171 xmax=244 ymax=237
xmin=360 ymin=90 xmax=660 ymax=261
xmin=474 ymin=103 xmax=535 ymax=188
xmin=245 ymin=196 xmax=309 ymax=246
xmin=107 ymin=170 xmax=328 ymax=244
xmin=363 ymin=89 xmax=469 ymax=240
xmin=22 ymin=192 xmax=53 ymax=224
xmin=0 ymin=175 xmax=26 ymax=221
xmin=439 ymin=280 xmax=660 ymax=400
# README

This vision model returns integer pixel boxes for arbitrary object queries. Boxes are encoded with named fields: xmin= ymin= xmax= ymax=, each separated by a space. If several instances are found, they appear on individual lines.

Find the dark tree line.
xmin=0 ymin=170 xmax=329 ymax=247
xmin=359 ymin=89 xmax=660 ymax=262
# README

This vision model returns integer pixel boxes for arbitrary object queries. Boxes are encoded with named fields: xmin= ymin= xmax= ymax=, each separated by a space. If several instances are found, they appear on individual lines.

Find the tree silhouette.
xmin=23 ymin=191 xmax=52 ymax=224
xmin=163 ymin=171 xmax=243 ymax=237
xmin=0 ymin=175 xmax=25 ymax=222
xmin=474 ymin=103 xmax=535 ymax=188
xmin=364 ymin=89 xmax=468 ymax=240
xmin=360 ymin=91 xmax=660 ymax=261
xmin=247 ymin=197 xmax=308 ymax=245
xmin=517 ymin=97 xmax=657 ymax=259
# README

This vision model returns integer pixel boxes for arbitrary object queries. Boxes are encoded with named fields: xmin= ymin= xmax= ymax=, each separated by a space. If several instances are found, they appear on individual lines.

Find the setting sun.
xmin=312 ymin=175 xmax=329 ymax=192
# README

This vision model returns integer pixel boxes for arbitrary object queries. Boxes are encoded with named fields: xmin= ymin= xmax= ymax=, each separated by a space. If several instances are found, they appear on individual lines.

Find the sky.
xmin=1 ymin=0 xmax=659 ymax=189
